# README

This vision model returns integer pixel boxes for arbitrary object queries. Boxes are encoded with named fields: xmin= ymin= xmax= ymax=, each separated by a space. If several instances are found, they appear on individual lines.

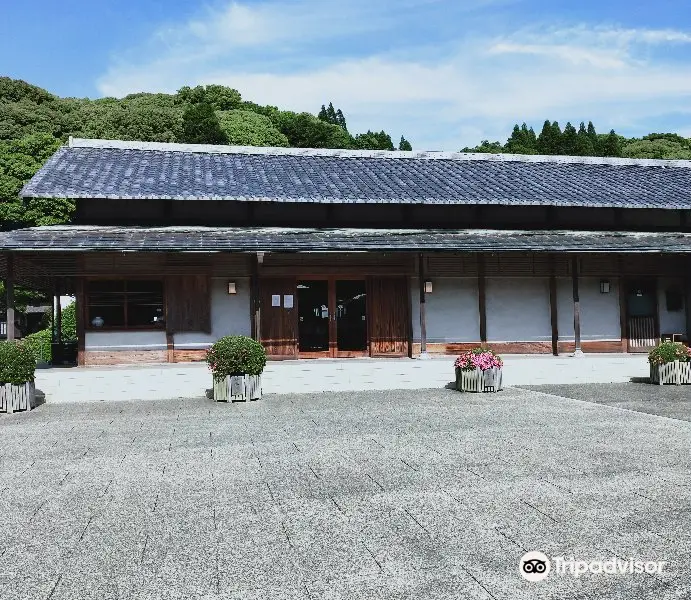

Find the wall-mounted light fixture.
xmin=599 ymin=279 xmax=610 ymax=294
xmin=256 ymin=251 xmax=265 ymax=264
xmin=227 ymin=281 xmax=237 ymax=295
xmin=424 ymin=281 xmax=433 ymax=294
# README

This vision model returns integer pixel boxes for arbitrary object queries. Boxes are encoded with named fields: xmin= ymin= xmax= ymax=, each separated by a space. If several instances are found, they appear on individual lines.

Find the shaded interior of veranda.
xmin=2 ymin=138 xmax=691 ymax=365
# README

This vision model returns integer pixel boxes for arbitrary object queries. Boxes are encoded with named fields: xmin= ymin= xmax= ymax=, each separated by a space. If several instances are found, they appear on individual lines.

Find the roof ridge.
xmin=67 ymin=137 xmax=691 ymax=168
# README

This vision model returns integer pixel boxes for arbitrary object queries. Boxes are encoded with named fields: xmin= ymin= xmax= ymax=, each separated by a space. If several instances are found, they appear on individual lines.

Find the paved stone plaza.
xmin=1 ymin=384 xmax=689 ymax=599
xmin=35 ymin=354 xmax=650 ymax=403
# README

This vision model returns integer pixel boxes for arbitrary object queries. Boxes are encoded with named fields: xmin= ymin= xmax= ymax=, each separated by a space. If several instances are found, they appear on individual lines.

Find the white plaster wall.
xmin=658 ymin=277 xmax=687 ymax=335
xmin=557 ymin=278 xmax=621 ymax=341
xmin=174 ymin=277 xmax=251 ymax=349
xmin=85 ymin=330 xmax=167 ymax=351
xmin=486 ymin=278 xmax=551 ymax=342
xmin=411 ymin=277 xmax=479 ymax=342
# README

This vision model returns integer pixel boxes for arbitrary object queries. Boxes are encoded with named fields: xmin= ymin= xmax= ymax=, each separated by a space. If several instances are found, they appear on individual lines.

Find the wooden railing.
xmin=629 ymin=317 xmax=656 ymax=349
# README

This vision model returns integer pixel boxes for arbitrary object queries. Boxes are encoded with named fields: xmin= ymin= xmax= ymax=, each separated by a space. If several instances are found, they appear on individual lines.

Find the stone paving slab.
xmin=1 ymin=387 xmax=689 ymax=599
xmin=521 ymin=381 xmax=691 ymax=422
xmin=34 ymin=354 xmax=650 ymax=403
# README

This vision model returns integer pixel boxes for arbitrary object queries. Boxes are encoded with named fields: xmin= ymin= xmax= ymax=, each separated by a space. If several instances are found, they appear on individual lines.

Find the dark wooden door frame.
xmin=621 ymin=277 xmax=659 ymax=353
xmin=296 ymin=274 xmax=369 ymax=359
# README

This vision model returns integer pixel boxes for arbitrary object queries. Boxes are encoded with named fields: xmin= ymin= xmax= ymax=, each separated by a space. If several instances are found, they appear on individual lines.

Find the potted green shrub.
xmin=206 ymin=336 xmax=267 ymax=401
xmin=454 ymin=347 xmax=503 ymax=393
xmin=0 ymin=341 xmax=37 ymax=413
xmin=649 ymin=341 xmax=691 ymax=385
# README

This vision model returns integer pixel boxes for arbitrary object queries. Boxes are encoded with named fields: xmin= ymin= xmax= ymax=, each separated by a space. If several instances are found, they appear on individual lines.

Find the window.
xmin=87 ymin=280 xmax=164 ymax=329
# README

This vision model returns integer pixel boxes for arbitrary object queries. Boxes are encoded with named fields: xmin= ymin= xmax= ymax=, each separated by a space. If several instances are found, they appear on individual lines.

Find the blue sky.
xmin=1 ymin=0 xmax=691 ymax=149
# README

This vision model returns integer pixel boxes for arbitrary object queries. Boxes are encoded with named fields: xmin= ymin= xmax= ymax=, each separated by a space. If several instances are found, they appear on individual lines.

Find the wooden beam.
xmin=549 ymin=256 xmax=559 ymax=356
xmin=6 ymin=253 xmax=15 ymax=341
xmin=251 ymin=253 xmax=261 ymax=341
xmin=478 ymin=253 xmax=487 ymax=344
xmin=571 ymin=256 xmax=582 ymax=355
xmin=418 ymin=253 xmax=428 ymax=357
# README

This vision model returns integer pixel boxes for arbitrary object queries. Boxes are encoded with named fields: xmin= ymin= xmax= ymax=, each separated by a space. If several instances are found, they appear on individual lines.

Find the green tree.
xmin=0 ymin=133 xmax=74 ymax=229
xmin=398 ymin=136 xmax=412 ymax=151
xmin=621 ymin=138 xmax=691 ymax=159
xmin=506 ymin=123 xmax=537 ymax=154
xmin=273 ymin=111 xmax=354 ymax=148
xmin=600 ymin=129 xmax=622 ymax=157
xmin=561 ymin=122 xmax=578 ymax=155
xmin=537 ymin=120 xmax=562 ymax=154
xmin=575 ymin=122 xmax=595 ymax=156
xmin=216 ymin=110 xmax=289 ymax=147
xmin=180 ymin=103 xmax=228 ymax=144
xmin=461 ymin=140 xmax=505 ymax=153
xmin=176 ymin=85 xmax=242 ymax=110
xmin=335 ymin=109 xmax=347 ymax=130
xmin=354 ymin=130 xmax=395 ymax=151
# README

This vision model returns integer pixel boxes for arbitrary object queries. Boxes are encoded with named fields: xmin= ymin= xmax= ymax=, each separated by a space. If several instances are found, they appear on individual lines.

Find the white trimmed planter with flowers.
xmin=454 ymin=348 xmax=503 ymax=393
xmin=206 ymin=336 xmax=267 ymax=402
xmin=648 ymin=342 xmax=691 ymax=386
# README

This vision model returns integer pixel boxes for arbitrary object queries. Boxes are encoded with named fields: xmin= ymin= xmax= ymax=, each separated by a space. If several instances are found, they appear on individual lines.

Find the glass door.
xmin=297 ymin=280 xmax=330 ymax=355
xmin=335 ymin=280 xmax=367 ymax=357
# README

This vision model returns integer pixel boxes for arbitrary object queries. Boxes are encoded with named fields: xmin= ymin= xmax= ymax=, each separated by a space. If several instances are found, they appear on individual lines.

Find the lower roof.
xmin=0 ymin=226 xmax=688 ymax=253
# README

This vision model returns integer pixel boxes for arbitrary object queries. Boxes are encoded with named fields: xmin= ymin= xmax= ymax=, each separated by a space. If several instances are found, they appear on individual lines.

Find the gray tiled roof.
xmin=19 ymin=138 xmax=691 ymax=210
xmin=1 ymin=226 xmax=690 ymax=253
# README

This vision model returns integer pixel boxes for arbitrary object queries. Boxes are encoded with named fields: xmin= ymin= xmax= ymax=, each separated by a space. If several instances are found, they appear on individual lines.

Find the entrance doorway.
xmin=297 ymin=278 xmax=368 ymax=357
xmin=625 ymin=280 xmax=658 ymax=352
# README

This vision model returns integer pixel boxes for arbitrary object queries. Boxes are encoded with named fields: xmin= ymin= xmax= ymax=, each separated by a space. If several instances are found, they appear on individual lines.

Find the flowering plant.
xmin=648 ymin=341 xmax=691 ymax=366
xmin=454 ymin=347 xmax=503 ymax=372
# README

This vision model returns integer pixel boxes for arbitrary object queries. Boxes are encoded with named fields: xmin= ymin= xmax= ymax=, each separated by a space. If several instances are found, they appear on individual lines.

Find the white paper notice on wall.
xmin=271 ymin=294 xmax=281 ymax=307
xmin=284 ymin=295 xmax=294 ymax=308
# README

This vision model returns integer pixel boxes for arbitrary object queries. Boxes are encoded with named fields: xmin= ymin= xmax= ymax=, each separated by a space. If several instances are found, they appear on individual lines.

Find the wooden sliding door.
xmin=367 ymin=276 xmax=410 ymax=357
xmin=259 ymin=277 xmax=298 ymax=357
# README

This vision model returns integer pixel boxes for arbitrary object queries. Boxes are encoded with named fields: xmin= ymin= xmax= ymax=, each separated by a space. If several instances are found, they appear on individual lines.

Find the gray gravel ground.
xmin=0 ymin=387 xmax=689 ymax=599
xmin=520 ymin=382 xmax=691 ymax=422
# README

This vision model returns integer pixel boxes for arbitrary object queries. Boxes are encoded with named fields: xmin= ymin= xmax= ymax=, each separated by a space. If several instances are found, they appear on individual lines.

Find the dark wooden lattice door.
xmin=259 ymin=278 xmax=297 ymax=357
xmin=367 ymin=276 xmax=410 ymax=357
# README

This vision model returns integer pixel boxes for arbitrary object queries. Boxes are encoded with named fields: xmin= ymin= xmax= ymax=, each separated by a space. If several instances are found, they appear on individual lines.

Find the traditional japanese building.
xmin=2 ymin=137 xmax=691 ymax=365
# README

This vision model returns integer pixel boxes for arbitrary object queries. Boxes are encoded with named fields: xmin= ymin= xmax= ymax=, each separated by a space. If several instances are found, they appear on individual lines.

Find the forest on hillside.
xmin=462 ymin=121 xmax=691 ymax=160
xmin=0 ymin=77 xmax=411 ymax=231
xmin=2 ymin=75 xmax=691 ymax=235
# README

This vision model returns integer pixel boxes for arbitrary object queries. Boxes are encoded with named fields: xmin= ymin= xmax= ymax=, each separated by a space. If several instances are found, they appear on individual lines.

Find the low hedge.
xmin=24 ymin=303 xmax=78 ymax=363
xmin=206 ymin=335 xmax=267 ymax=379
xmin=0 ymin=341 xmax=36 ymax=384
xmin=648 ymin=341 xmax=691 ymax=366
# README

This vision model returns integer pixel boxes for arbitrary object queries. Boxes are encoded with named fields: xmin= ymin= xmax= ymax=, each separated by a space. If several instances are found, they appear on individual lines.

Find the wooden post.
xmin=251 ymin=253 xmax=261 ymax=341
xmin=6 ymin=253 xmax=15 ymax=341
xmin=55 ymin=279 xmax=62 ymax=343
xmin=418 ymin=253 xmax=428 ymax=358
xmin=75 ymin=278 xmax=85 ymax=366
xmin=549 ymin=256 xmax=559 ymax=356
xmin=571 ymin=256 xmax=582 ymax=355
xmin=478 ymin=254 xmax=487 ymax=344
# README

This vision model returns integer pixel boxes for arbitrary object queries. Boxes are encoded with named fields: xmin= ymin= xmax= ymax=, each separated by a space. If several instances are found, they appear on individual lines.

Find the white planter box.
xmin=650 ymin=361 xmax=691 ymax=385
xmin=213 ymin=375 xmax=262 ymax=401
xmin=455 ymin=367 xmax=503 ymax=393
xmin=0 ymin=382 xmax=36 ymax=413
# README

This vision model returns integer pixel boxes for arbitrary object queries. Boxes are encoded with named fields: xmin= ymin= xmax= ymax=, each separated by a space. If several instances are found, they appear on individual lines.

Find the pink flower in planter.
xmin=454 ymin=348 xmax=503 ymax=371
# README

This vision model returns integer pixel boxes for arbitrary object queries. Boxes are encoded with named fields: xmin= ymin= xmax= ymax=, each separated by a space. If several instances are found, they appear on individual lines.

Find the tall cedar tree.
xmin=506 ymin=123 xmax=537 ymax=153
xmin=318 ymin=105 xmax=329 ymax=122
xmin=561 ymin=122 xmax=578 ymax=155
xmin=181 ymin=103 xmax=228 ymax=144
xmin=575 ymin=122 xmax=595 ymax=156
xmin=600 ymin=130 xmax=622 ymax=157
xmin=335 ymin=109 xmax=347 ymax=130
xmin=399 ymin=136 xmax=412 ymax=151
xmin=537 ymin=120 xmax=562 ymax=154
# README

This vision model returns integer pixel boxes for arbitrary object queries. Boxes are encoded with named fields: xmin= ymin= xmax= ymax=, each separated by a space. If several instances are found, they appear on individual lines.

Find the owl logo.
xmin=519 ymin=551 xmax=551 ymax=582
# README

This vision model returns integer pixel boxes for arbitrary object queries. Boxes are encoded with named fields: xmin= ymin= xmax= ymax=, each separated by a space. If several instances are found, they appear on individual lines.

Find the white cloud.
xmin=97 ymin=2 xmax=691 ymax=149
